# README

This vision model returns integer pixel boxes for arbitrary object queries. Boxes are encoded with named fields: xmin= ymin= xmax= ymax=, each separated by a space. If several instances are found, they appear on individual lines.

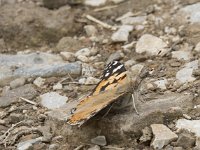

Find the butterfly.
xmin=67 ymin=61 xmax=133 ymax=126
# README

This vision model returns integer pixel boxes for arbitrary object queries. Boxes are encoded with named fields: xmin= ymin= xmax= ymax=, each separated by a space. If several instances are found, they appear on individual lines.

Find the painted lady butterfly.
xmin=67 ymin=61 xmax=133 ymax=126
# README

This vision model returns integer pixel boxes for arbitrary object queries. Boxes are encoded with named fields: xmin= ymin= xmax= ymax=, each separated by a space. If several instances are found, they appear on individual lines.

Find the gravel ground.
xmin=0 ymin=0 xmax=200 ymax=149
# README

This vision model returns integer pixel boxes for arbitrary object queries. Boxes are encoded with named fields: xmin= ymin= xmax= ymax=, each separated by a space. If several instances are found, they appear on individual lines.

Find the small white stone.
xmin=60 ymin=52 xmax=75 ymax=62
xmin=151 ymin=124 xmax=178 ymax=149
xmin=33 ymin=77 xmax=45 ymax=88
xmin=78 ymin=78 xmax=87 ymax=84
xmin=40 ymin=92 xmax=68 ymax=109
xmin=75 ymin=48 xmax=91 ymax=57
xmin=194 ymin=42 xmax=200 ymax=52
xmin=111 ymin=25 xmax=133 ymax=42
xmin=85 ymin=0 xmax=107 ymax=7
xmin=124 ymin=59 xmax=136 ymax=68
xmin=53 ymin=82 xmax=62 ymax=90
xmin=154 ymin=79 xmax=168 ymax=90
xmin=136 ymin=34 xmax=168 ymax=56
xmin=176 ymin=119 xmax=200 ymax=137
xmin=84 ymin=25 xmax=97 ymax=36
xmin=176 ymin=60 xmax=198 ymax=83
xmin=130 ymin=64 xmax=144 ymax=76
xmin=111 ymin=0 xmax=125 ymax=4
xmin=85 ymin=77 xmax=100 ymax=85
xmin=77 ymin=55 xmax=89 ymax=63
xmin=172 ymin=51 xmax=191 ymax=60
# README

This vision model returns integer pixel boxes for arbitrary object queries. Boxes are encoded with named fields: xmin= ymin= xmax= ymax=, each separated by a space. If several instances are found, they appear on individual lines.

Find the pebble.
xmin=56 ymin=37 xmax=82 ymax=52
xmin=0 ymin=84 xmax=37 ymax=108
xmin=176 ymin=131 xmax=196 ymax=149
xmin=176 ymin=119 xmax=200 ymax=137
xmin=176 ymin=60 xmax=198 ymax=83
xmin=121 ymin=16 xmax=147 ymax=25
xmin=53 ymin=82 xmax=62 ymax=90
xmin=136 ymin=34 xmax=168 ymax=56
xmin=40 ymin=92 xmax=68 ymax=109
xmin=84 ymin=25 xmax=97 ymax=36
xmin=84 ymin=77 xmax=100 ymax=85
xmin=150 ymin=124 xmax=178 ymax=149
xmin=84 ymin=0 xmax=107 ymax=7
xmin=88 ymin=145 xmax=101 ymax=150
xmin=33 ymin=77 xmax=46 ymax=88
xmin=91 ymin=136 xmax=107 ymax=146
xmin=17 ymin=137 xmax=43 ymax=150
xmin=124 ymin=59 xmax=136 ymax=68
xmin=111 ymin=25 xmax=133 ymax=42
xmin=194 ymin=42 xmax=200 ymax=52
xmin=49 ymin=144 xmax=59 ymax=150
xmin=106 ymin=51 xmax=124 ymax=64
xmin=172 ymin=51 xmax=191 ymax=60
xmin=60 ymin=52 xmax=76 ymax=62
xmin=130 ymin=64 xmax=144 ymax=76
xmin=154 ymin=79 xmax=168 ymax=90
xmin=75 ymin=48 xmax=91 ymax=57
xmin=77 ymin=55 xmax=89 ymax=63
xmin=10 ymin=77 xmax=26 ymax=89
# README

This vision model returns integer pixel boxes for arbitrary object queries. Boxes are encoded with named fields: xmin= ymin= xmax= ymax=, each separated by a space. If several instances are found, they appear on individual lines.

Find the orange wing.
xmin=67 ymin=61 xmax=131 ymax=126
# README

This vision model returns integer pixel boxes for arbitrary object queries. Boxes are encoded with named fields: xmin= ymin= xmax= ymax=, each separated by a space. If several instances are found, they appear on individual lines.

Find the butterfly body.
xmin=67 ymin=61 xmax=132 ymax=126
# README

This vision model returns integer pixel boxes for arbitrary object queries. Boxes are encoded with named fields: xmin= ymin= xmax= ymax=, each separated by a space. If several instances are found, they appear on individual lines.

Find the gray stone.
xmin=176 ymin=132 xmax=195 ymax=149
xmin=84 ymin=77 xmax=100 ymax=85
xmin=40 ymin=92 xmax=68 ymax=109
xmin=176 ymin=3 xmax=200 ymax=24
xmin=154 ymin=79 xmax=168 ymax=90
xmin=0 ymin=52 xmax=63 ymax=67
xmin=172 ymin=51 xmax=191 ymax=60
xmin=33 ymin=77 xmax=46 ymax=88
xmin=176 ymin=119 xmax=200 ymax=137
xmin=0 ymin=53 xmax=81 ymax=86
xmin=0 ymin=84 xmax=37 ymax=108
xmin=48 ymin=144 xmax=59 ymax=150
xmin=13 ymin=62 xmax=81 ymax=78
xmin=84 ymin=25 xmax=97 ymax=36
xmin=88 ymin=145 xmax=101 ymax=150
xmin=84 ymin=0 xmax=106 ymax=7
xmin=111 ymin=25 xmax=133 ymax=42
xmin=10 ymin=77 xmax=26 ymax=89
xmin=136 ymin=34 xmax=168 ymax=56
xmin=53 ymin=82 xmax=63 ymax=90
xmin=75 ymin=48 xmax=91 ymax=57
xmin=176 ymin=60 xmax=198 ymax=84
xmin=106 ymin=51 xmax=124 ymax=64
xmin=60 ymin=52 xmax=76 ymax=62
xmin=91 ymin=136 xmax=107 ymax=146
xmin=151 ymin=124 xmax=178 ymax=149
xmin=17 ymin=137 xmax=43 ymax=150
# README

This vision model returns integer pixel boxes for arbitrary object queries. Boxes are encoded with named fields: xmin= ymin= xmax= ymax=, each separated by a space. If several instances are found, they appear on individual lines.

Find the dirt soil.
xmin=0 ymin=0 xmax=200 ymax=150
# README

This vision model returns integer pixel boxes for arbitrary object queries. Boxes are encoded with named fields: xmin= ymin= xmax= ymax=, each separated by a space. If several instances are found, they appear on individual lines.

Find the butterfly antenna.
xmin=131 ymin=93 xmax=139 ymax=115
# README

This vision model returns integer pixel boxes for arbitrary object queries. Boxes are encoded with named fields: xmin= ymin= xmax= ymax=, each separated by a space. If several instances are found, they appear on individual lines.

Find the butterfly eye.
xmin=70 ymin=108 xmax=77 ymax=114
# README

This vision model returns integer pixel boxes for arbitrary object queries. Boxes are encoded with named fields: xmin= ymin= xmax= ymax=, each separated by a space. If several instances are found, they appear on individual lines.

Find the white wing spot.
xmin=105 ymin=72 xmax=110 ymax=77
xmin=113 ymin=61 xmax=118 ymax=65
xmin=113 ymin=64 xmax=123 ymax=73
